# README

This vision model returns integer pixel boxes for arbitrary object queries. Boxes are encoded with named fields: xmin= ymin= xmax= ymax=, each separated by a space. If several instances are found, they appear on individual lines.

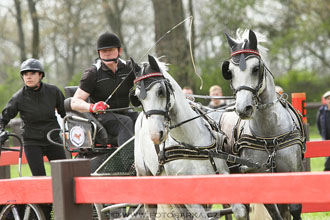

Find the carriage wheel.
xmin=0 ymin=204 xmax=46 ymax=220
xmin=95 ymin=203 xmax=143 ymax=220
xmin=93 ymin=203 xmax=106 ymax=220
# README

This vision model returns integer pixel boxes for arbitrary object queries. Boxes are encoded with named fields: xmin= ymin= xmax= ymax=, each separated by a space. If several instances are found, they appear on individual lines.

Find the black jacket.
xmin=79 ymin=58 xmax=140 ymax=109
xmin=317 ymin=105 xmax=330 ymax=140
xmin=0 ymin=82 xmax=65 ymax=146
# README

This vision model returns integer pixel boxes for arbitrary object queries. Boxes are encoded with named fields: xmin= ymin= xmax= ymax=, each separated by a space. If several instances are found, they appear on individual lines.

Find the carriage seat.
xmin=63 ymin=86 xmax=117 ymax=146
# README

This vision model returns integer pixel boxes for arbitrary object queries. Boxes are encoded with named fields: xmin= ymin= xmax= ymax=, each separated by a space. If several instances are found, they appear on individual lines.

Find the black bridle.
xmin=134 ymin=68 xmax=174 ymax=122
xmin=230 ymin=55 xmax=265 ymax=96
xmin=223 ymin=49 xmax=275 ymax=108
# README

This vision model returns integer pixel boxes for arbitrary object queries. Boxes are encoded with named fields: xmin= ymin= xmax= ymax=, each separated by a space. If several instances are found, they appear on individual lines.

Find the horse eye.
xmin=252 ymin=66 xmax=260 ymax=74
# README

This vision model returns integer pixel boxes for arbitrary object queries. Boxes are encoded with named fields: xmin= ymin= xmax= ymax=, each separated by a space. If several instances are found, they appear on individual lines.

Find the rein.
xmin=169 ymin=102 xmax=235 ymax=130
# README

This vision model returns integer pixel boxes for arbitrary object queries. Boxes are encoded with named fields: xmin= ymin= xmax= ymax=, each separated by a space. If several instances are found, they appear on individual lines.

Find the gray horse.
xmin=133 ymin=55 xmax=247 ymax=219
xmin=219 ymin=29 xmax=305 ymax=220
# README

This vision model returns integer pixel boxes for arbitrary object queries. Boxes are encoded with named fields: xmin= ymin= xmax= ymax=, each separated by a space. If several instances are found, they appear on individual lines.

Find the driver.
xmin=70 ymin=32 xmax=141 ymax=147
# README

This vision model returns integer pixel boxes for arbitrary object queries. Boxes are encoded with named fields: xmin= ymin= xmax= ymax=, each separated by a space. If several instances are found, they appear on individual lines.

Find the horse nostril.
xmin=159 ymin=131 xmax=164 ymax=140
xmin=245 ymin=105 xmax=254 ymax=115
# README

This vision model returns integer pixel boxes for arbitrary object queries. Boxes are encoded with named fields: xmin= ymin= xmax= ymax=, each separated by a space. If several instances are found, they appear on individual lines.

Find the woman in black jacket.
xmin=0 ymin=58 xmax=67 ymax=219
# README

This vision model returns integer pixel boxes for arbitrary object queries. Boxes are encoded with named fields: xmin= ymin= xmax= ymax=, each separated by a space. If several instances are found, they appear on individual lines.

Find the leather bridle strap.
xmin=230 ymin=56 xmax=265 ymax=98
xmin=144 ymin=110 xmax=167 ymax=118
xmin=140 ymin=79 xmax=172 ymax=121
xmin=231 ymin=49 xmax=260 ymax=57
xmin=233 ymin=85 xmax=259 ymax=96
xmin=133 ymin=72 xmax=163 ymax=84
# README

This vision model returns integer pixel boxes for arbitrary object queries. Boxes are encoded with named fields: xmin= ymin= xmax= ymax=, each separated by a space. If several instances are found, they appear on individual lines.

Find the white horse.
xmin=133 ymin=55 xmax=247 ymax=219
xmin=219 ymin=29 xmax=306 ymax=220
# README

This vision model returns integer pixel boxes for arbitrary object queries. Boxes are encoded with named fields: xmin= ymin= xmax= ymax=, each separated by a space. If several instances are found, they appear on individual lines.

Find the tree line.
xmin=0 ymin=0 xmax=329 ymax=124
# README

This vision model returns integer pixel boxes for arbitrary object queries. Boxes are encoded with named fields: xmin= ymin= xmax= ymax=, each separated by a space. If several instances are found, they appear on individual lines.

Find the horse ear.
xmin=224 ymin=33 xmax=237 ymax=50
xmin=130 ymin=57 xmax=138 ymax=76
xmin=221 ymin=60 xmax=232 ymax=80
xmin=249 ymin=30 xmax=258 ymax=50
xmin=148 ymin=55 xmax=161 ymax=72
xmin=130 ymin=57 xmax=136 ymax=66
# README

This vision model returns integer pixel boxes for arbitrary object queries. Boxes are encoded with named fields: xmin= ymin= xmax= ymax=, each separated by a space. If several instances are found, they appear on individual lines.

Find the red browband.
xmin=231 ymin=49 xmax=260 ymax=57
xmin=134 ymin=72 xmax=163 ymax=84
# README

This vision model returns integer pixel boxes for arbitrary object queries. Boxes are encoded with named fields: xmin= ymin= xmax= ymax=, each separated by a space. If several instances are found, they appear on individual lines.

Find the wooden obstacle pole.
xmin=0 ymin=177 xmax=52 ymax=204
xmin=51 ymin=159 xmax=92 ymax=220
xmin=74 ymin=172 xmax=330 ymax=204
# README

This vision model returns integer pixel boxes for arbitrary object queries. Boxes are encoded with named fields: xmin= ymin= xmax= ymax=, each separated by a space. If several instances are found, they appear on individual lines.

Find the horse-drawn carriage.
xmin=1 ymin=29 xmax=306 ymax=220
xmin=55 ymin=85 xmax=241 ymax=220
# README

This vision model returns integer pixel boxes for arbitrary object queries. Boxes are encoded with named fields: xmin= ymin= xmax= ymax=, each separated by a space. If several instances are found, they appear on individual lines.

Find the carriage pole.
xmin=291 ymin=92 xmax=310 ymax=171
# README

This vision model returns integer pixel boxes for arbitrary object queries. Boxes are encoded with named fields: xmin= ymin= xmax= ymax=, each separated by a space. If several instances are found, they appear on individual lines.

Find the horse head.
xmin=132 ymin=55 xmax=174 ymax=145
xmin=221 ymin=30 xmax=267 ymax=119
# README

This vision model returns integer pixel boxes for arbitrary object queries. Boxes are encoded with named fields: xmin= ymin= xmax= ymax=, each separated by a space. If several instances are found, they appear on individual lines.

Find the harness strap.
xmin=233 ymin=99 xmax=306 ymax=156
xmin=155 ymin=143 xmax=166 ymax=175
xmin=234 ymin=130 xmax=305 ymax=154
xmin=160 ymin=145 xmax=260 ymax=169
xmin=208 ymin=151 xmax=220 ymax=174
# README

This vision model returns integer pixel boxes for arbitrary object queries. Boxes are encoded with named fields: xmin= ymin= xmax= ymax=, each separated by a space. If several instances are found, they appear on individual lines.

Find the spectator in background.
xmin=316 ymin=90 xmax=330 ymax=171
xmin=208 ymin=85 xmax=226 ymax=109
xmin=182 ymin=86 xmax=194 ymax=101
xmin=275 ymin=85 xmax=284 ymax=95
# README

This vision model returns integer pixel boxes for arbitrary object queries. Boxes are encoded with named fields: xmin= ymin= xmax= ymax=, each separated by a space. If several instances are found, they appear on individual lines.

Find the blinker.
xmin=239 ymin=53 xmax=246 ymax=71
xmin=139 ymin=80 xmax=147 ymax=99
xmin=137 ymin=66 xmax=147 ymax=99
xmin=238 ymin=40 xmax=248 ymax=71
xmin=221 ymin=60 xmax=232 ymax=80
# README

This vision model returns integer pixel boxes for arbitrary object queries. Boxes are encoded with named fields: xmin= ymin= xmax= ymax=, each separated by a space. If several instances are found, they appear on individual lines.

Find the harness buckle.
xmin=227 ymin=154 xmax=237 ymax=163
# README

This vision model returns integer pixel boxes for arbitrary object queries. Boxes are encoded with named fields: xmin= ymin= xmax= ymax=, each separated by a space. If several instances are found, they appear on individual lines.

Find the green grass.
xmin=10 ymin=162 xmax=51 ymax=178
xmin=308 ymin=125 xmax=321 ymax=140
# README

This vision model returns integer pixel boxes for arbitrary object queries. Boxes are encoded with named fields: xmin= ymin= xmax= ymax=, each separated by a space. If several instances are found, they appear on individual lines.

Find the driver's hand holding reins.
xmin=89 ymin=101 xmax=110 ymax=114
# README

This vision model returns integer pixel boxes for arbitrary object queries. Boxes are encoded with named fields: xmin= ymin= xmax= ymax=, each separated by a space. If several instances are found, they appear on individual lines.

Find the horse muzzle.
xmin=150 ymin=130 xmax=168 ymax=145
xmin=235 ymin=91 xmax=256 ymax=119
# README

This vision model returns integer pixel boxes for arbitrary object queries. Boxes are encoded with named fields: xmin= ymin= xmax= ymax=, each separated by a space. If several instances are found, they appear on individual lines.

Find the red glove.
xmin=89 ymin=101 xmax=109 ymax=113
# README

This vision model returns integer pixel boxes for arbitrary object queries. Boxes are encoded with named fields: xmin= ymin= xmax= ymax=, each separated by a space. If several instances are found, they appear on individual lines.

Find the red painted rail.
xmin=74 ymin=172 xmax=330 ymax=204
xmin=0 ymin=150 xmax=30 ymax=166
xmin=1 ymin=141 xmax=330 ymax=213
xmin=1 ymin=172 xmax=330 ymax=206
xmin=0 ymin=150 xmax=78 ymax=166
xmin=0 ymin=177 xmax=52 ymax=204
xmin=305 ymin=140 xmax=330 ymax=158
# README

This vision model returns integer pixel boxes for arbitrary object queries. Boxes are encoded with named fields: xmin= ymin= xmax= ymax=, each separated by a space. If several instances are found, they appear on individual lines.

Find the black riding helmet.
xmin=97 ymin=32 xmax=121 ymax=50
xmin=20 ymin=58 xmax=45 ymax=78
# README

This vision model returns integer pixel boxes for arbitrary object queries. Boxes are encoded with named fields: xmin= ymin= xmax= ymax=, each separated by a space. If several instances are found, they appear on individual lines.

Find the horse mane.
xmin=145 ymin=56 xmax=184 ymax=92
xmin=141 ymin=57 xmax=169 ymax=72
xmin=235 ymin=29 xmax=269 ymax=64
